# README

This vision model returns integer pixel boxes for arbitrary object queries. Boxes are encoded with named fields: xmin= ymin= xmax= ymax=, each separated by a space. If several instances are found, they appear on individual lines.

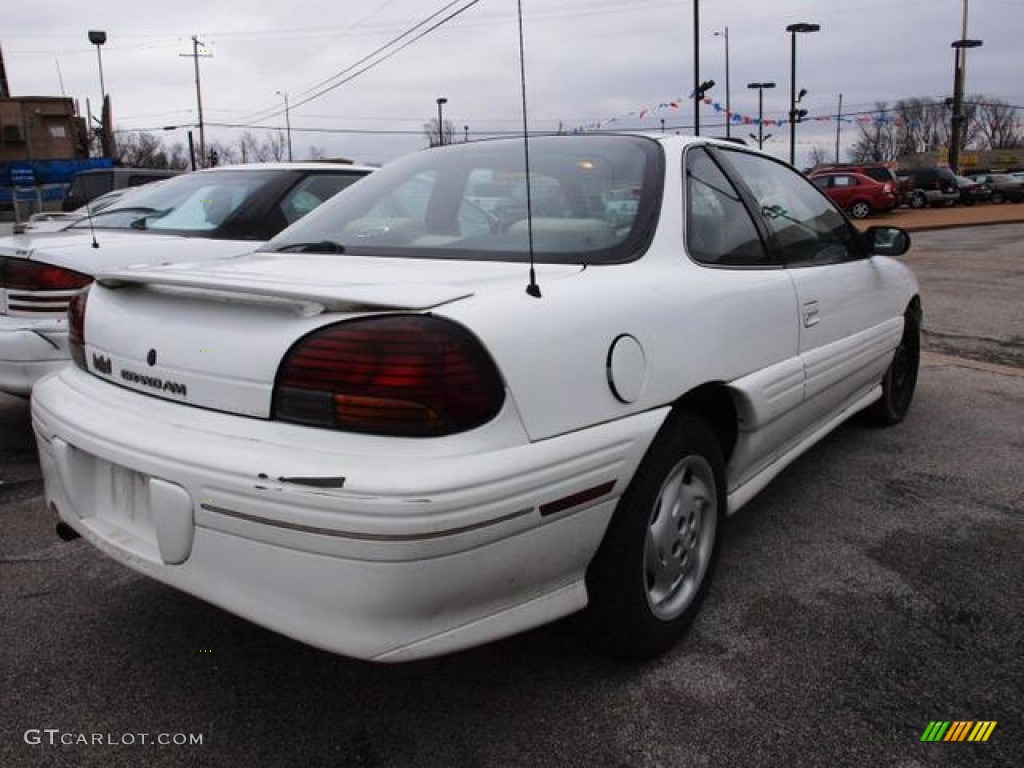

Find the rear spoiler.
xmin=95 ymin=268 xmax=472 ymax=313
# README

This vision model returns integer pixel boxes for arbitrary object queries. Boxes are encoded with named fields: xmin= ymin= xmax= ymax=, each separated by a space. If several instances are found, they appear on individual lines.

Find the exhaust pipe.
xmin=56 ymin=521 xmax=81 ymax=541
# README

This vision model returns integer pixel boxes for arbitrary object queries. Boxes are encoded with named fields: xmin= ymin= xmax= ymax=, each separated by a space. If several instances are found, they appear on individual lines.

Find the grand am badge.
xmin=120 ymin=368 xmax=187 ymax=397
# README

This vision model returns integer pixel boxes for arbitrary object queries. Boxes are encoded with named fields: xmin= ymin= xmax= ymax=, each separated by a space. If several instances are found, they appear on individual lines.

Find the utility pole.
xmin=693 ymin=0 xmax=701 ymax=135
xmin=835 ymin=93 xmax=843 ymax=163
xmin=180 ymin=36 xmax=212 ymax=167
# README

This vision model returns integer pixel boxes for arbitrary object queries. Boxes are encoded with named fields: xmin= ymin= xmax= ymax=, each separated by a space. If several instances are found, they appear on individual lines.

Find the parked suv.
xmin=902 ymin=167 xmax=960 ymax=208
xmin=62 ymin=167 xmax=182 ymax=211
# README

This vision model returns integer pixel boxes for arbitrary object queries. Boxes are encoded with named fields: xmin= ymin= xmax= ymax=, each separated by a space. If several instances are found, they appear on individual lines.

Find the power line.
xmin=234 ymin=0 xmax=481 ymax=127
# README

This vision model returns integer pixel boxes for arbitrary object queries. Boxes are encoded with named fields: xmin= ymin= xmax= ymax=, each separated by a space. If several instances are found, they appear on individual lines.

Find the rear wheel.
xmin=849 ymin=201 xmax=871 ymax=219
xmin=586 ymin=413 xmax=724 ymax=660
xmin=867 ymin=304 xmax=921 ymax=425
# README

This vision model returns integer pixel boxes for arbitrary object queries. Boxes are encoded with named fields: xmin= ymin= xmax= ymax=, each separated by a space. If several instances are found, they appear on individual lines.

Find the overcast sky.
xmin=3 ymin=0 xmax=1021 ymax=166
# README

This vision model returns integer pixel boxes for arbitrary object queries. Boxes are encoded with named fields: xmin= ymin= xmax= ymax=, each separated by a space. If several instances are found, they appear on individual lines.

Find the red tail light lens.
xmin=68 ymin=287 xmax=90 ymax=370
xmin=273 ymin=315 xmax=506 ymax=437
xmin=1 ymin=257 xmax=92 ymax=291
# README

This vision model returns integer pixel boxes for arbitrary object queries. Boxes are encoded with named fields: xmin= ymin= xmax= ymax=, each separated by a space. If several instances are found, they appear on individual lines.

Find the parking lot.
xmin=1 ymin=224 xmax=1021 ymax=768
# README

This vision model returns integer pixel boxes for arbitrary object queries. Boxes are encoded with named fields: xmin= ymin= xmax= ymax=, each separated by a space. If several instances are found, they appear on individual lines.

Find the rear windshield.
xmin=265 ymin=135 xmax=663 ymax=265
xmin=69 ymin=169 xmax=280 ymax=234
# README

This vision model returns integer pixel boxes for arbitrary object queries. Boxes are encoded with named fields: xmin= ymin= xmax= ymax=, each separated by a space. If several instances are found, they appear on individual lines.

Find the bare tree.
xmin=849 ymin=102 xmax=901 ymax=163
xmin=113 ymin=131 xmax=189 ymax=169
xmin=973 ymin=99 xmax=1024 ymax=149
xmin=807 ymin=145 xmax=832 ymax=167
xmin=307 ymin=145 xmax=328 ymax=160
xmin=238 ymin=131 xmax=288 ymax=162
xmin=850 ymin=95 xmax=1019 ymax=163
xmin=423 ymin=118 xmax=455 ymax=148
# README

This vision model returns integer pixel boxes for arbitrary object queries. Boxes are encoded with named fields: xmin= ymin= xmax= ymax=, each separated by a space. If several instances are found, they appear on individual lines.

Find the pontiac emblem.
xmin=92 ymin=354 xmax=112 ymax=375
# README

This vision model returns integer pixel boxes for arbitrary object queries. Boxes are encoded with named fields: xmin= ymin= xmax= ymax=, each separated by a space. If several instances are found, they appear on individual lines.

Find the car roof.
xmin=199 ymin=161 xmax=377 ymax=174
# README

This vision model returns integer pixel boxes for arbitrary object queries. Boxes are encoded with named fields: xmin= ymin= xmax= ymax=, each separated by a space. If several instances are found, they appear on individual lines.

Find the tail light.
xmin=1 ymin=257 xmax=92 ymax=291
xmin=883 ymin=182 xmax=894 ymax=194
xmin=1 ymin=256 xmax=92 ymax=316
xmin=273 ymin=315 xmax=506 ymax=437
xmin=68 ymin=287 xmax=90 ymax=370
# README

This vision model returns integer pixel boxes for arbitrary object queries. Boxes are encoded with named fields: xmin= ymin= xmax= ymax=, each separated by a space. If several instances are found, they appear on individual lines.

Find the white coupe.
xmin=32 ymin=134 xmax=920 ymax=662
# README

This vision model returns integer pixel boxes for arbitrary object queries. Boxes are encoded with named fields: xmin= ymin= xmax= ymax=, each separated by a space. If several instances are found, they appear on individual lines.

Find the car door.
xmin=683 ymin=146 xmax=805 ymax=487
xmin=717 ymin=149 xmax=900 ymax=424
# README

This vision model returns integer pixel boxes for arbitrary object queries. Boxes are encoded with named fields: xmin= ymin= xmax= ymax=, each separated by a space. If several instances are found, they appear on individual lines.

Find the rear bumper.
xmin=32 ymin=366 xmax=665 ymax=661
xmin=0 ymin=315 xmax=69 ymax=395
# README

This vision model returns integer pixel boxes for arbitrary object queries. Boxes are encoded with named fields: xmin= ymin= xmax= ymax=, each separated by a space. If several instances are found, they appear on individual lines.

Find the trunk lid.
xmin=85 ymin=253 xmax=583 ymax=417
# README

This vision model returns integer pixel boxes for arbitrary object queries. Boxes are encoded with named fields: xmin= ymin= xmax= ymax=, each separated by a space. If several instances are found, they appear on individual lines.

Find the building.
xmin=0 ymin=96 xmax=89 ymax=163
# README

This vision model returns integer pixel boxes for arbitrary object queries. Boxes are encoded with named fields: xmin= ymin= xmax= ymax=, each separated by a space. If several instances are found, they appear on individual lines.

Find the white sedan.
xmin=0 ymin=162 xmax=373 ymax=395
xmin=32 ymin=134 xmax=920 ymax=662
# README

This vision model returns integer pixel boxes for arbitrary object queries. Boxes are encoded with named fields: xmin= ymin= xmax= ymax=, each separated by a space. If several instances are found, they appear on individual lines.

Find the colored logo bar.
xmin=920 ymin=721 xmax=997 ymax=742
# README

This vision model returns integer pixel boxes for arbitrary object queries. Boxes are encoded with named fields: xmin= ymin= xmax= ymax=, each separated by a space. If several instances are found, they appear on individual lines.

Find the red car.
xmin=809 ymin=171 xmax=898 ymax=219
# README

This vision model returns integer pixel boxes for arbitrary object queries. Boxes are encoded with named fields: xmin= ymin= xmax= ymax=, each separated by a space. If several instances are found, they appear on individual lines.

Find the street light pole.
xmin=747 ymin=82 xmax=775 ymax=149
xmin=87 ymin=30 xmax=107 ymax=158
xmin=785 ymin=22 xmax=820 ymax=165
xmin=436 ymin=97 xmax=448 ymax=146
xmin=835 ymin=93 xmax=843 ymax=164
xmin=88 ymin=30 xmax=107 ymax=102
xmin=714 ymin=27 xmax=731 ymax=138
xmin=276 ymin=90 xmax=293 ymax=161
xmin=949 ymin=39 xmax=983 ymax=175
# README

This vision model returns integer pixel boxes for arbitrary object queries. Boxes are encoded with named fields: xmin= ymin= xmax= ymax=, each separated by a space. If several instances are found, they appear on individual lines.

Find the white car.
xmin=32 ymin=134 xmax=920 ymax=662
xmin=0 ymin=162 xmax=373 ymax=395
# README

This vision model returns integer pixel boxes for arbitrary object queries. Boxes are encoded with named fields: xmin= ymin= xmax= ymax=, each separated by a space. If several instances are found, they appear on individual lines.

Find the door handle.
xmin=802 ymin=300 xmax=820 ymax=328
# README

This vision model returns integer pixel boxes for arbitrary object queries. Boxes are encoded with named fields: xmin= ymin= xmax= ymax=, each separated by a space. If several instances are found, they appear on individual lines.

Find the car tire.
xmin=910 ymin=192 xmax=926 ymax=209
xmin=867 ymin=303 xmax=921 ymax=426
xmin=585 ymin=413 xmax=724 ymax=660
xmin=849 ymin=201 xmax=871 ymax=219
xmin=992 ymin=191 xmax=1005 ymax=204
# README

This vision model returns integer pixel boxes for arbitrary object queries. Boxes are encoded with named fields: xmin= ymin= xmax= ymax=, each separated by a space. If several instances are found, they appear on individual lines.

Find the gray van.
xmin=62 ymin=167 xmax=182 ymax=211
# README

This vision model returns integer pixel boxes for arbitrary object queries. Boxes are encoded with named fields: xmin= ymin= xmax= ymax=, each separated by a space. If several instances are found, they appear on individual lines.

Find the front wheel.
xmin=586 ymin=413 xmax=724 ymax=660
xmin=867 ymin=304 xmax=921 ymax=425
xmin=910 ymin=191 xmax=926 ymax=209
xmin=992 ymin=191 xmax=1005 ymax=204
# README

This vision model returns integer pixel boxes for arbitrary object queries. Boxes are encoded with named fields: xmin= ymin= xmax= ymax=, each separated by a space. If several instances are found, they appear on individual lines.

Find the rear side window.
xmin=685 ymin=147 xmax=768 ymax=266
xmin=863 ymin=168 xmax=894 ymax=184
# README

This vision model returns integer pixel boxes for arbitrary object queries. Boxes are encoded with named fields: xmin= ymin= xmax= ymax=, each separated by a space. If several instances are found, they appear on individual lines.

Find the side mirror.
xmin=863 ymin=226 xmax=910 ymax=256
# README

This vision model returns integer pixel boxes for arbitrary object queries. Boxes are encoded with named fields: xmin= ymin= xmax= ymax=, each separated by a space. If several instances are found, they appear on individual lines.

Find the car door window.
xmin=722 ymin=150 xmax=862 ymax=267
xmin=685 ymin=147 xmax=769 ymax=266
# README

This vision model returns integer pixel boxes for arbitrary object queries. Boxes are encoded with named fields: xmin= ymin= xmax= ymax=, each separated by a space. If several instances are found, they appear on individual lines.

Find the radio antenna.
xmin=517 ymin=0 xmax=540 ymax=298
xmin=86 ymin=195 xmax=100 ymax=249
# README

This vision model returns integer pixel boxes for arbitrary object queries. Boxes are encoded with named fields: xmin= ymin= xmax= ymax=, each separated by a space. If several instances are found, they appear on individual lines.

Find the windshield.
xmin=70 ymin=169 xmax=281 ymax=234
xmin=265 ymin=135 xmax=663 ymax=265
